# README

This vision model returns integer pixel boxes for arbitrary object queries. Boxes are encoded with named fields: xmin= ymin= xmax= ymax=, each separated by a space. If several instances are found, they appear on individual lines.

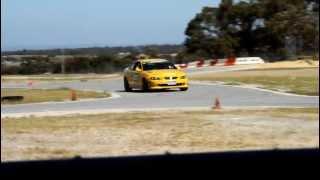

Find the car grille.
xmin=164 ymin=77 xmax=178 ymax=80
xmin=158 ymin=83 xmax=185 ymax=87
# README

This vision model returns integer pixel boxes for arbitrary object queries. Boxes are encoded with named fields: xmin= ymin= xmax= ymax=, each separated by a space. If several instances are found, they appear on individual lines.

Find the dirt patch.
xmin=256 ymin=60 xmax=319 ymax=69
xmin=190 ymin=67 xmax=319 ymax=78
xmin=2 ymin=108 xmax=318 ymax=162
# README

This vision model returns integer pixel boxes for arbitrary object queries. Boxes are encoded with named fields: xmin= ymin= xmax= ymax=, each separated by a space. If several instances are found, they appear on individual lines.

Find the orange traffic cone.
xmin=71 ymin=90 xmax=77 ymax=101
xmin=213 ymin=97 xmax=221 ymax=110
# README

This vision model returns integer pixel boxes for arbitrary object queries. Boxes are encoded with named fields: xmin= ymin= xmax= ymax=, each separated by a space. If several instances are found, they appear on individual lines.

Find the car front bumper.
xmin=148 ymin=79 xmax=188 ymax=89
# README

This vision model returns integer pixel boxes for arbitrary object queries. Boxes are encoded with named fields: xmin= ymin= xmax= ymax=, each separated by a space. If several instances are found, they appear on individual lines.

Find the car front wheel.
xmin=124 ymin=78 xmax=132 ymax=92
xmin=142 ymin=79 xmax=150 ymax=92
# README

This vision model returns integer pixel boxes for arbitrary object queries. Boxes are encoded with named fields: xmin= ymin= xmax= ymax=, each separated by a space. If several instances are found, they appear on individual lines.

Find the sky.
xmin=1 ymin=0 xmax=220 ymax=51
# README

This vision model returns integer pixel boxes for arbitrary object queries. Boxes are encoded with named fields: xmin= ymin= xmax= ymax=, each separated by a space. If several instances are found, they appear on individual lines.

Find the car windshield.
xmin=142 ymin=62 xmax=177 ymax=71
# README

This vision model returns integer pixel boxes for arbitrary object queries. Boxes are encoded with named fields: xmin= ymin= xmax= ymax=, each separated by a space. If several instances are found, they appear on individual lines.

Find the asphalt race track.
xmin=1 ymin=66 xmax=319 ymax=117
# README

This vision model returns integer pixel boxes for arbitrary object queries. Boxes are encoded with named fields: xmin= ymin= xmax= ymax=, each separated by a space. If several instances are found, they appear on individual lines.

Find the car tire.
xmin=180 ymin=87 xmax=188 ymax=91
xmin=142 ymin=79 xmax=150 ymax=92
xmin=124 ymin=78 xmax=132 ymax=92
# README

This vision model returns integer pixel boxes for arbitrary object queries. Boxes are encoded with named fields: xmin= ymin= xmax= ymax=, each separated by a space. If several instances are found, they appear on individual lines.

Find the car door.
xmin=125 ymin=63 xmax=136 ymax=86
xmin=131 ymin=62 xmax=143 ymax=88
xmin=126 ymin=62 xmax=142 ymax=88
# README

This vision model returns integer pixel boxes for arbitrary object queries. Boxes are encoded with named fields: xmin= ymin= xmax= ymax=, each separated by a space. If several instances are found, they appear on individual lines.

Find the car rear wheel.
xmin=180 ymin=87 xmax=188 ymax=91
xmin=124 ymin=78 xmax=132 ymax=92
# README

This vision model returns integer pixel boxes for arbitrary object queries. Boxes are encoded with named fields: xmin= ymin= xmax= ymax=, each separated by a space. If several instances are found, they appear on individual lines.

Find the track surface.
xmin=1 ymin=66 xmax=319 ymax=117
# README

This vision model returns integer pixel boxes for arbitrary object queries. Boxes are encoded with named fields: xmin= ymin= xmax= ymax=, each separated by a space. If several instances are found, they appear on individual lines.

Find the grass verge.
xmin=190 ymin=68 xmax=319 ymax=96
xmin=1 ymin=88 xmax=110 ymax=105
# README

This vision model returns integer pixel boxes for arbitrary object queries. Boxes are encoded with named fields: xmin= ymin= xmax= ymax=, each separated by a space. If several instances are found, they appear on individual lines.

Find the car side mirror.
xmin=175 ymin=65 xmax=181 ymax=70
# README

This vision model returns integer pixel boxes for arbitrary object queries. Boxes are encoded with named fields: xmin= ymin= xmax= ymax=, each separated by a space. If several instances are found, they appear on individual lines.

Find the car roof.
xmin=138 ymin=59 xmax=169 ymax=63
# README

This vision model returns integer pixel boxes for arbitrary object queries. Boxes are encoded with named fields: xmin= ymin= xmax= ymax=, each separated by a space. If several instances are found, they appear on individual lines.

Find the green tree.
xmin=184 ymin=0 xmax=318 ymax=60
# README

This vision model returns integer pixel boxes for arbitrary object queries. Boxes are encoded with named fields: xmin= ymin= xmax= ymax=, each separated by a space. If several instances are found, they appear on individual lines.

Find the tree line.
xmin=2 ymin=44 xmax=183 ymax=56
xmin=1 ymin=55 xmax=133 ymax=75
xmin=1 ymin=52 xmax=182 ymax=75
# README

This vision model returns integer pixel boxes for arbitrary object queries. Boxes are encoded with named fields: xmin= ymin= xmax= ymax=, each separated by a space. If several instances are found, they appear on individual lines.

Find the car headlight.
xmin=150 ymin=77 xmax=161 ymax=80
xmin=180 ymin=76 xmax=186 ymax=79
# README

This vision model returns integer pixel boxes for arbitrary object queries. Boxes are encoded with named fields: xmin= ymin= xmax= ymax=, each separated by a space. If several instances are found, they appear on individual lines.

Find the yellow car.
xmin=123 ymin=59 xmax=188 ymax=92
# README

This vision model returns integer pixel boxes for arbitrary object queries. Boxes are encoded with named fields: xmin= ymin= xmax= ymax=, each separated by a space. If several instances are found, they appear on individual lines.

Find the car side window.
xmin=133 ymin=62 xmax=142 ymax=71
xmin=130 ymin=63 xmax=135 ymax=70
xmin=132 ymin=62 xmax=138 ymax=70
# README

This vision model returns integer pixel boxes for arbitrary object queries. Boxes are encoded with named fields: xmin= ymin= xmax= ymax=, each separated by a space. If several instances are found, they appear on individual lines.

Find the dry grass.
xmin=1 ymin=88 xmax=110 ymax=105
xmin=1 ymin=108 xmax=318 ymax=162
xmin=190 ymin=68 xmax=319 ymax=96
